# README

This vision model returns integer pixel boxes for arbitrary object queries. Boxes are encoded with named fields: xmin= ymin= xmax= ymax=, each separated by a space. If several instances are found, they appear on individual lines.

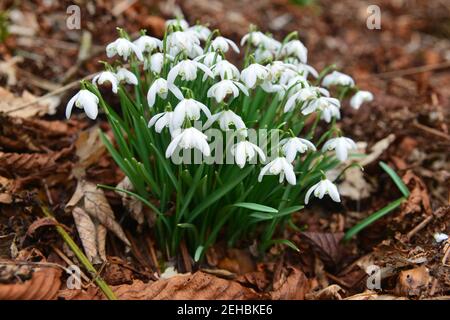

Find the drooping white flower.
xmin=147 ymin=78 xmax=183 ymax=107
xmin=165 ymin=18 xmax=189 ymax=31
xmin=211 ymin=36 xmax=240 ymax=53
xmin=350 ymin=90 xmax=373 ymax=110
xmin=295 ymin=63 xmax=319 ymax=79
xmin=280 ymin=137 xmax=316 ymax=162
xmin=280 ymin=40 xmax=308 ymax=63
xmin=205 ymin=110 xmax=247 ymax=135
xmin=133 ymin=35 xmax=162 ymax=54
xmin=322 ymin=137 xmax=357 ymax=162
xmin=305 ymin=179 xmax=340 ymax=204
xmin=209 ymin=60 xmax=240 ymax=80
xmin=267 ymin=61 xmax=297 ymax=81
xmin=207 ymin=79 xmax=249 ymax=103
xmin=171 ymin=99 xmax=212 ymax=129
xmin=116 ymin=68 xmax=138 ymax=85
xmin=284 ymin=87 xmax=329 ymax=113
xmin=92 ymin=71 xmax=119 ymax=93
xmin=301 ymin=97 xmax=341 ymax=120
xmin=241 ymin=31 xmax=269 ymax=47
xmin=194 ymin=52 xmax=223 ymax=67
xmin=144 ymin=52 xmax=173 ymax=74
xmin=322 ymin=71 xmax=355 ymax=88
xmin=148 ymin=111 xmax=174 ymax=133
xmin=240 ymin=63 xmax=270 ymax=89
xmin=320 ymin=101 xmax=341 ymax=123
xmin=65 ymin=89 xmax=99 ymax=120
xmin=433 ymin=233 xmax=448 ymax=243
xmin=166 ymin=31 xmax=202 ymax=58
xmin=187 ymin=25 xmax=211 ymax=41
xmin=231 ymin=141 xmax=266 ymax=168
xmin=254 ymin=48 xmax=274 ymax=63
xmin=165 ymin=127 xmax=210 ymax=158
xmin=106 ymin=38 xmax=143 ymax=61
xmin=167 ymin=59 xmax=213 ymax=85
xmin=258 ymin=157 xmax=296 ymax=185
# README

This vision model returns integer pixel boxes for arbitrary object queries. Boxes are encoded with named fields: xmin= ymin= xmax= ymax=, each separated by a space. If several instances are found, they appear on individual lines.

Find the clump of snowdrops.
xmin=67 ymin=19 xmax=373 ymax=260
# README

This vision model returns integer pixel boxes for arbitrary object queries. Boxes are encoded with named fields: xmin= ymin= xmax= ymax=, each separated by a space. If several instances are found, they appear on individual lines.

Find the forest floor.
xmin=0 ymin=0 xmax=449 ymax=300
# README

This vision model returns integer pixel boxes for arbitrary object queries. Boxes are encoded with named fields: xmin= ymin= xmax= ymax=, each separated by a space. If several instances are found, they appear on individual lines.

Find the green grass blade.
xmin=379 ymin=161 xmax=410 ymax=197
xmin=343 ymin=197 xmax=405 ymax=241
xmin=233 ymin=202 xmax=278 ymax=214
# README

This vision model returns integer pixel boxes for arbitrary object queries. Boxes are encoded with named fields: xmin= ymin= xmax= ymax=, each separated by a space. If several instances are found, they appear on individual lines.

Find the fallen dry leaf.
xmin=345 ymin=290 xmax=408 ymax=300
xmin=73 ymin=126 xmax=106 ymax=178
xmin=116 ymin=177 xmax=145 ymax=225
xmin=0 ymin=87 xmax=59 ymax=118
xmin=66 ymin=179 xmax=131 ymax=262
xmin=306 ymin=284 xmax=345 ymax=300
xmin=301 ymin=232 xmax=344 ymax=266
xmin=68 ymin=271 xmax=261 ymax=300
xmin=26 ymin=217 xmax=62 ymax=237
xmin=0 ymin=265 xmax=61 ymax=300
xmin=271 ymin=267 xmax=309 ymax=300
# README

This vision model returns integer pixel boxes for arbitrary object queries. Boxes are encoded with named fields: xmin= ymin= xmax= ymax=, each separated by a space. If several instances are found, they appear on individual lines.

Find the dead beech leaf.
xmin=58 ymin=286 xmax=100 ymax=300
xmin=74 ymin=126 xmax=106 ymax=178
xmin=66 ymin=179 xmax=131 ymax=262
xmin=306 ymin=284 xmax=345 ymax=300
xmin=72 ymin=207 xmax=99 ymax=263
xmin=26 ymin=217 xmax=61 ymax=237
xmin=108 ymin=271 xmax=261 ymax=300
xmin=116 ymin=177 xmax=145 ymax=225
xmin=0 ymin=146 xmax=74 ymax=177
xmin=301 ymin=232 xmax=344 ymax=266
xmin=338 ymin=167 xmax=373 ymax=200
xmin=395 ymin=266 xmax=430 ymax=297
xmin=0 ymin=87 xmax=59 ymax=118
xmin=271 ymin=267 xmax=308 ymax=300
xmin=0 ymin=266 xmax=61 ymax=300
xmin=345 ymin=291 xmax=408 ymax=300
xmin=398 ymin=171 xmax=432 ymax=219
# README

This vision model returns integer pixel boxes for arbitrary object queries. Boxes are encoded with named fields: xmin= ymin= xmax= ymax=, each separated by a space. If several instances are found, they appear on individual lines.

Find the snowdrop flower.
xmin=148 ymin=111 xmax=174 ymax=133
xmin=350 ymin=90 xmax=373 ymax=110
xmin=322 ymin=71 xmax=355 ymax=88
xmin=133 ymin=35 xmax=162 ymax=54
xmin=171 ymin=99 xmax=212 ymax=129
xmin=267 ymin=61 xmax=296 ymax=81
xmin=116 ymin=68 xmax=138 ymax=85
xmin=167 ymin=60 xmax=213 ymax=85
xmin=165 ymin=127 xmax=210 ymax=158
xmin=241 ymin=31 xmax=269 ymax=47
xmin=284 ymin=87 xmax=329 ymax=113
xmin=231 ymin=141 xmax=266 ymax=168
xmin=322 ymin=137 xmax=357 ymax=162
xmin=187 ymin=25 xmax=211 ymax=41
xmin=144 ymin=52 xmax=173 ymax=74
xmin=280 ymin=137 xmax=316 ymax=162
xmin=295 ymin=63 xmax=319 ymax=79
xmin=207 ymin=79 xmax=249 ymax=103
xmin=209 ymin=60 xmax=240 ymax=80
xmin=240 ymin=63 xmax=270 ymax=89
xmin=205 ymin=110 xmax=247 ymax=135
xmin=320 ymin=101 xmax=341 ymax=123
xmin=65 ymin=89 xmax=99 ymax=120
xmin=147 ymin=78 xmax=183 ymax=107
xmin=301 ymin=97 xmax=341 ymax=120
xmin=433 ymin=233 xmax=448 ymax=243
xmin=254 ymin=48 xmax=274 ymax=63
xmin=258 ymin=157 xmax=296 ymax=185
xmin=281 ymin=40 xmax=308 ymax=63
xmin=166 ymin=31 xmax=202 ymax=58
xmin=211 ymin=36 xmax=240 ymax=53
xmin=106 ymin=38 xmax=143 ymax=61
xmin=305 ymin=179 xmax=340 ymax=204
xmin=92 ymin=71 xmax=119 ymax=93
xmin=165 ymin=18 xmax=189 ymax=31
xmin=194 ymin=52 xmax=223 ymax=67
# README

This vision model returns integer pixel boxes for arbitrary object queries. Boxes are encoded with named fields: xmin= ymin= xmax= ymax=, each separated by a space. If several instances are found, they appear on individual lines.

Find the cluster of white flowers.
xmin=66 ymin=20 xmax=374 ymax=205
